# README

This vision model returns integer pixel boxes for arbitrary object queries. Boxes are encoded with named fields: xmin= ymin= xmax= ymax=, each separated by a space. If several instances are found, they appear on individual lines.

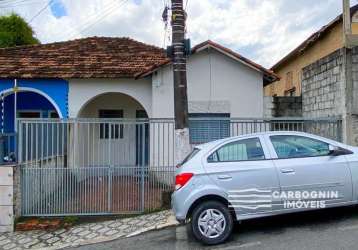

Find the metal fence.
xmin=18 ymin=117 xmax=342 ymax=216
xmin=18 ymin=119 xmax=175 ymax=216
xmin=0 ymin=133 xmax=17 ymax=165
xmin=189 ymin=117 xmax=342 ymax=144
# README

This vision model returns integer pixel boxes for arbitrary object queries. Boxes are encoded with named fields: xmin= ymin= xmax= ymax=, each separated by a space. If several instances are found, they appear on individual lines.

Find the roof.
xmin=0 ymin=37 xmax=169 ymax=79
xmin=271 ymin=4 xmax=358 ymax=71
xmin=0 ymin=36 xmax=276 ymax=82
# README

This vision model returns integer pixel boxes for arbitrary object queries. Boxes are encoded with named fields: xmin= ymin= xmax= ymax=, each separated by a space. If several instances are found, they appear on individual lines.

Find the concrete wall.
xmin=349 ymin=47 xmax=358 ymax=145
xmin=301 ymin=48 xmax=345 ymax=118
xmin=79 ymin=92 xmax=145 ymax=118
xmin=263 ymin=96 xmax=275 ymax=118
xmin=0 ymin=166 xmax=14 ymax=232
xmin=263 ymin=96 xmax=302 ymax=118
xmin=301 ymin=48 xmax=348 ymax=143
xmin=152 ymin=48 xmax=264 ymax=118
xmin=68 ymin=78 xmax=153 ymax=118
xmin=73 ymin=93 xmax=148 ymax=168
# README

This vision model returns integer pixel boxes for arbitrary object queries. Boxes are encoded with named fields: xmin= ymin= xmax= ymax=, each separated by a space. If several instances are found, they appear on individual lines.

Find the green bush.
xmin=0 ymin=13 xmax=39 ymax=48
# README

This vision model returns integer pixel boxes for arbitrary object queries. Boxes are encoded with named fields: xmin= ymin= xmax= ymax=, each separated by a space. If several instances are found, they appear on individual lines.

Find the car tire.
xmin=190 ymin=200 xmax=233 ymax=245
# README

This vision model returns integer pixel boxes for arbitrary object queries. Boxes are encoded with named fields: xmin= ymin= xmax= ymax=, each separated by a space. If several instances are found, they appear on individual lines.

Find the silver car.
xmin=172 ymin=131 xmax=357 ymax=245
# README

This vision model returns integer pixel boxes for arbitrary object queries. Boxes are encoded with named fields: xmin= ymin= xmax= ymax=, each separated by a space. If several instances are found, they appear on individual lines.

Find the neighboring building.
xmin=265 ymin=4 xmax=358 ymax=97
xmin=0 ymin=37 xmax=277 ymax=143
xmin=298 ymin=45 xmax=358 ymax=146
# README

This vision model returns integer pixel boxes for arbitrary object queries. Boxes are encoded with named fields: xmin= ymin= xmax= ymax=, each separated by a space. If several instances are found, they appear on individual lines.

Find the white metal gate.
xmin=18 ymin=119 xmax=176 ymax=216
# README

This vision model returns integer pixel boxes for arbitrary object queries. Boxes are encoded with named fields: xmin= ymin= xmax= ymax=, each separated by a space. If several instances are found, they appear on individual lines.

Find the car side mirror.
xmin=329 ymin=145 xmax=351 ymax=156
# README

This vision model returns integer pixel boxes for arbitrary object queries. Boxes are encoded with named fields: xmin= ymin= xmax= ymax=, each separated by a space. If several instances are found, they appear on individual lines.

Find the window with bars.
xmin=99 ymin=109 xmax=123 ymax=139
xmin=189 ymin=113 xmax=230 ymax=144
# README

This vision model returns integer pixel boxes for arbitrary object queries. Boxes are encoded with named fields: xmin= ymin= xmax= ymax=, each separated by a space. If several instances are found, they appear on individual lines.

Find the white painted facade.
xmin=68 ymin=47 xmax=264 ymax=119
xmin=67 ymin=46 xmax=265 ymax=182
xmin=68 ymin=78 xmax=152 ymax=118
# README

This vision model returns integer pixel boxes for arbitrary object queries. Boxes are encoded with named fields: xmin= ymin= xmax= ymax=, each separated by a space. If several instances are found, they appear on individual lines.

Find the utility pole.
xmin=170 ymin=0 xmax=191 ymax=163
xmin=342 ymin=0 xmax=356 ymax=145
xmin=343 ymin=0 xmax=352 ymax=47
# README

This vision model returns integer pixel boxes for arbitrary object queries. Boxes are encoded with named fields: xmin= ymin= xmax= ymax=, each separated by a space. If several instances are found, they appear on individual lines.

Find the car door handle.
xmin=217 ymin=175 xmax=232 ymax=180
xmin=280 ymin=168 xmax=295 ymax=174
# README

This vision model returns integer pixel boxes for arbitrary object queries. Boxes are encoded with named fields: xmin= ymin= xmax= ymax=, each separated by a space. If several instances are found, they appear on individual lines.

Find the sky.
xmin=0 ymin=0 xmax=349 ymax=68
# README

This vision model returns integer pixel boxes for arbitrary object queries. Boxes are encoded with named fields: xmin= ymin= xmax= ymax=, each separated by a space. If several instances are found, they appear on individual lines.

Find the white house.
xmin=0 ymin=36 xmax=277 ymax=126
xmin=0 ymin=37 xmax=279 ymax=219
xmin=65 ymin=38 xmax=278 ymax=120
xmin=0 ymin=37 xmax=278 ymax=169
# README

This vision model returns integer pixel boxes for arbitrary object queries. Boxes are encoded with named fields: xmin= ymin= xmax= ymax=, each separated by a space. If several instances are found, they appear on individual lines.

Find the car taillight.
xmin=175 ymin=173 xmax=193 ymax=190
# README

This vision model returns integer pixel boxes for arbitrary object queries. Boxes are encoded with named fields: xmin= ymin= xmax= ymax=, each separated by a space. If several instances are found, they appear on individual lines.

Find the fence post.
xmin=338 ymin=119 xmax=343 ymax=142
xmin=0 ymin=135 xmax=4 ymax=165
xmin=141 ymin=123 xmax=145 ymax=213
xmin=107 ymin=122 xmax=112 ymax=213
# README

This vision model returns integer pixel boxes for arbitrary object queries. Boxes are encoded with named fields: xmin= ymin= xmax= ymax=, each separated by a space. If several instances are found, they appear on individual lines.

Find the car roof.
xmin=194 ymin=131 xmax=339 ymax=150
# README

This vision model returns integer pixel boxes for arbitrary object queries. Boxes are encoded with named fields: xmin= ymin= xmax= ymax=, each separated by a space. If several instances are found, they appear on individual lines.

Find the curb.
xmin=40 ymin=214 xmax=179 ymax=250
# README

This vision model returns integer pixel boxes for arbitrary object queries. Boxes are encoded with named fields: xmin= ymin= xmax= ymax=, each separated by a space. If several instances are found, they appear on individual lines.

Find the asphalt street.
xmin=69 ymin=206 xmax=358 ymax=250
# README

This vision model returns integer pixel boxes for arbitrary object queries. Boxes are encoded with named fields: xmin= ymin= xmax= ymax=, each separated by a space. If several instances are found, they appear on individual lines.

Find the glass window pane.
xmin=270 ymin=135 xmax=330 ymax=159
xmin=180 ymin=148 xmax=201 ymax=165
xmin=209 ymin=138 xmax=265 ymax=162
xmin=18 ymin=111 xmax=41 ymax=118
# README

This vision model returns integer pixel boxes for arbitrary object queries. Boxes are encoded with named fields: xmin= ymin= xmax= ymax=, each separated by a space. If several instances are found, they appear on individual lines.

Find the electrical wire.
xmin=61 ymin=0 xmax=121 ymax=39
xmin=28 ymin=0 xmax=53 ymax=23
xmin=76 ymin=0 xmax=130 ymax=35
xmin=184 ymin=0 xmax=189 ymax=11
xmin=0 ymin=0 xmax=46 ymax=8
xmin=161 ymin=0 xmax=170 ymax=48
xmin=65 ymin=0 xmax=130 ymax=40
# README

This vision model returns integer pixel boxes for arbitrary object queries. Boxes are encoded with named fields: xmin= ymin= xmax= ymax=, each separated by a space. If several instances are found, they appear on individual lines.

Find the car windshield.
xmin=180 ymin=148 xmax=200 ymax=166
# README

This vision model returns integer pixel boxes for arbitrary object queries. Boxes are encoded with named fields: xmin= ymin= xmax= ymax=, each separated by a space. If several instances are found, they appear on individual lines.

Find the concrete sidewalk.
xmin=0 ymin=210 xmax=178 ymax=250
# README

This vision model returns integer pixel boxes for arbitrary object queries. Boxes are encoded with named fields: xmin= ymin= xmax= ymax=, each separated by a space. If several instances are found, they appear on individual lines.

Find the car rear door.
xmin=265 ymin=134 xmax=353 ymax=211
xmin=203 ymin=136 xmax=280 ymax=216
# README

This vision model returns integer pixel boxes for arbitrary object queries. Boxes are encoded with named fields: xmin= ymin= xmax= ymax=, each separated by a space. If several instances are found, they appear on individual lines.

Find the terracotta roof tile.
xmin=0 ymin=36 xmax=168 ymax=79
xmin=0 ymin=36 xmax=277 ymax=84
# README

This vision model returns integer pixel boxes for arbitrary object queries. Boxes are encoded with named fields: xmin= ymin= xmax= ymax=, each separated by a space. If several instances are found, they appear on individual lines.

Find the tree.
xmin=0 ymin=13 xmax=39 ymax=48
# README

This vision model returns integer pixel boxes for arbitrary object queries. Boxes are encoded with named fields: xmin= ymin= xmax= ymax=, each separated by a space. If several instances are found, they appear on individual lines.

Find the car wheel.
xmin=190 ymin=200 xmax=233 ymax=245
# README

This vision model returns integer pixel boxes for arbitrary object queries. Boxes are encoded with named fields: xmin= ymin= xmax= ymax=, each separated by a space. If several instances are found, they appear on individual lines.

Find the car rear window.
xmin=180 ymin=148 xmax=200 ymax=165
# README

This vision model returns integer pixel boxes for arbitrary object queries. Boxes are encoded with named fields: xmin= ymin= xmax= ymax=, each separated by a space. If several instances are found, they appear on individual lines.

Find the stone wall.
xmin=273 ymin=96 xmax=302 ymax=117
xmin=263 ymin=96 xmax=302 ymax=118
xmin=0 ymin=165 xmax=15 ymax=232
xmin=301 ymin=48 xmax=345 ymax=118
